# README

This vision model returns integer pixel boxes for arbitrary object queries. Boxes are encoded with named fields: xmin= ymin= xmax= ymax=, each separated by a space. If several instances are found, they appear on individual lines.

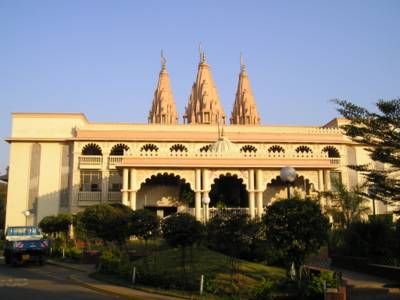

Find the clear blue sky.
xmin=0 ymin=0 xmax=399 ymax=173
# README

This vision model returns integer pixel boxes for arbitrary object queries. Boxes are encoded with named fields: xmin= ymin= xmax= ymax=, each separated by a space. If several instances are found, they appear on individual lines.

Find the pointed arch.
xmin=322 ymin=146 xmax=340 ymax=158
xmin=240 ymin=145 xmax=258 ymax=153
xmin=110 ymin=143 xmax=129 ymax=156
xmin=82 ymin=143 xmax=102 ymax=155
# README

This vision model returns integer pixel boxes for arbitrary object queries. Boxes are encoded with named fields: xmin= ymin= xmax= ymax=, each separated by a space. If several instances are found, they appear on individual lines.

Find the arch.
xmin=267 ymin=145 xmax=285 ymax=153
xmin=295 ymin=145 xmax=313 ymax=154
xmin=209 ymin=173 xmax=248 ymax=208
xmin=136 ymin=172 xmax=195 ymax=213
xmin=199 ymin=144 xmax=212 ymax=153
xmin=264 ymin=174 xmax=314 ymax=205
xmin=170 ymin=144 xmax=188 ymax=152
xmin=82 ymin=143 xmax=102 ymax=155
xmin=110 ymin=143 xmax=129 ymax=156
xmin=140 ymin=143 xmax=159 ymax=152
xmin=322 ymin=145 xmax=340 ymax=158
xmin=240 ymin=145 xmax=258 ymax=153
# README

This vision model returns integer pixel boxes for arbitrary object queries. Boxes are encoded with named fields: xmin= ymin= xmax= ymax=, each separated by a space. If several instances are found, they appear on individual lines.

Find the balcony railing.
xmin=79 ymin=156 xmax=102 ymax=169
xmin=108 ymin=191 xmax=122 ymax=202
xmin=78 ymin=191 xmax=101 ymax=206
xmin=209 ymin=207 xmax=250 ymax=218
xmin=108 ymin=156 xmax=123 ymax=169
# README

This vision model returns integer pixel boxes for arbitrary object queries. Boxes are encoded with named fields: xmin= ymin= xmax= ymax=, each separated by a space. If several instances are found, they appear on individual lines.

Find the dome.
xmin=210 ymin=136 xmax=239 ymax=154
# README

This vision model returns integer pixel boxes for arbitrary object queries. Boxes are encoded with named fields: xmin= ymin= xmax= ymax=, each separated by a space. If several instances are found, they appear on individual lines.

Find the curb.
xmin=46 ymin=259 xmax=92 ymax=273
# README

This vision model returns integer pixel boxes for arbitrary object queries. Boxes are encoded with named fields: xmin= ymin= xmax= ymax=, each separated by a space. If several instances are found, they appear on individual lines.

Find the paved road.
xmin=0 ymin=258 xmax=120 ymax=300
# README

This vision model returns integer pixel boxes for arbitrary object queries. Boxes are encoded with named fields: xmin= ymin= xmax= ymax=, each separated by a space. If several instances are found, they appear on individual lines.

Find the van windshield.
xmin=6 ymin=226 xmax=41 ymax=236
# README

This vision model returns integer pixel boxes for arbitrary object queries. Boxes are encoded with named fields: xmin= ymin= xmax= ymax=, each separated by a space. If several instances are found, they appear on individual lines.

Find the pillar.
xmin=324 ymin=169 xmax=331 ymax=191
xmin=129 ymin=168 xmax=137 ymax=210
xmin=318 ymin=170 xmax=324 ymax=192
xmin=255 ymin=169 xmax=263 ymax=219
xmin=195 ymin=169 xmax=202 ymax=221
xmin=122 ymin=168 xmax=129 ymax=206
xmin=248 ymin=169 xmax=255 ymax=219
xmin=202 ymin=169 xmax=210 ymax=222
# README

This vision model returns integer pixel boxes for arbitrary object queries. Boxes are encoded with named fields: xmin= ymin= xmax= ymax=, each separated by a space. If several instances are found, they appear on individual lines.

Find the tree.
xmin=39 ymin=214 xmax=72 ymax=238
xmin=81 ymin=204 xmax=132 ymax=246
xmin=323 ymin=180 xmax=370 ymax=229
xmin=264 ymin=198 xmax=330 ymax=279
xmin=206 ymin=214 xmax=265 ymax=291
xmin=130 ymin=209 xmax=160 ymax=256
xmin=334 ymin=99 xmax=400 ymax=207
xmin=161 ymin=213 xmax=204 ymax=286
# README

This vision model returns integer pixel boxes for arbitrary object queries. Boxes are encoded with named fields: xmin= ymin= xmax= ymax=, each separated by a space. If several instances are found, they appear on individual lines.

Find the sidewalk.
xmin=47 ymin=259 xmax=182 ymax=300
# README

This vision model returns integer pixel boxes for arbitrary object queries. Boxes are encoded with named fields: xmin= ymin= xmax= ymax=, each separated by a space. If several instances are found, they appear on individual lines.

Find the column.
xmin=202 ymin=169 xmax=210 ymax=222
xmin=255 ymin=169 xmax=263 ymax=219
xmin=122 ymin=168 xmax=129 ymax=206
xmin=129 ymin=168 xmax=137 ymax=210
xmin=318 ymin=170 xmax=324 ymax=192
xmin=195 ymin=169 xmax=202 ymax=221
xmin=324 ymin=169 xmax=331 ymax=191
xmin=101 ymin=170 xmax=109 ymax=203
xmin=248 ymin=169 xmax=255 ymax=219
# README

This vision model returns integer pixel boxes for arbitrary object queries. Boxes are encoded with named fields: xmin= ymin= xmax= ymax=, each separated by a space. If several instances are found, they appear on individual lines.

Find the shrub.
xmin=250 ymin=278 xmax=274 ymax=300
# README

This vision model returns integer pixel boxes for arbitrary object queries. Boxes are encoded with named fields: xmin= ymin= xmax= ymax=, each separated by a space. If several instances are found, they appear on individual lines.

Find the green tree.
xmin=81 ymin=204 xmax=132 ymax=246
xmin=334 ymin=98 xmax=400 ymax=207
xmin=130 ymin=209 xmax=160 ymax=256
xmin=264 ymin=198 xmax=330 ymax=279
xmin=323 ymin=180 xmax=370 ymax=229
xmin=161 ymin=213 xmax=204 ymax=286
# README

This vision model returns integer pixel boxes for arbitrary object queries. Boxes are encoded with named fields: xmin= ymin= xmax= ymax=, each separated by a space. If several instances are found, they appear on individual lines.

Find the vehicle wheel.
xmin=38 ymin=256 xmax=44 ymax=266
xmin=11 ymin=256 xmax=18 ymax=267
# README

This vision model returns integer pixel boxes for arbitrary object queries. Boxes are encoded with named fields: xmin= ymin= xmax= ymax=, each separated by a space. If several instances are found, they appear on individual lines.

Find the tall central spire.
xmin=184 ymin=49 xmax=225 ymax=124
xmin=230 ymin=54 xmax=260 ymax=125
xmin=148 ymin=51 xmax=178 ymax=124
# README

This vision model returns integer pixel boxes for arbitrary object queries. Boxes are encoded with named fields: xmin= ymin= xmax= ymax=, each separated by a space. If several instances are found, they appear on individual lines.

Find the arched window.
xmin=140 ymin=144 xmax=159 ymax=152
xmin=110 ymin=144 xmax=129 ymax=156
xmin=82 ymin=143 xmax=102 ymax=155
xmin=267 ymin=145 xmax=285 ymax=153
xmin=322 ymin=146 xmax=340 ymax=158
xmin=240 ymin=145 xmax=258 ymax=153
xmin=295 ymin=145 xmax=313 ymax=154
xmin=199 ymin=144 xmax=212 ymax=152
xmin=170 ymin=144 xmax=188 ymax=152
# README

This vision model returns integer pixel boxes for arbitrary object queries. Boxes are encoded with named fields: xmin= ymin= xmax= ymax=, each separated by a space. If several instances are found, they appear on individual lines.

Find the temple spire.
xmin=230 ymin=54 xmax=260 ymax=125
xmin=148 ymin=52 xmax=178 ymax=124
xmin=184 ymin=50 xmax=225 ymax=124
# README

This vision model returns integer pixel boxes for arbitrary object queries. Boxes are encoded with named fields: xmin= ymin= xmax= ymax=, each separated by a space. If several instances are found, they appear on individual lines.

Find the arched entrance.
xmin=264 ymin=175 xmax=312 ymax=204
xmin=209 ymin=174 xmax=248 ymax=208
xmin=137 ymin=173 xmax=194 ymax=218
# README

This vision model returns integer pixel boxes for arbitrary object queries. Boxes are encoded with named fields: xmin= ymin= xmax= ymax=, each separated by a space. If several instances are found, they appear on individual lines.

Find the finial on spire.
xmin=199 ymin=43 xmax=206 ymax=63
xmin=240 ymin=52 xmax=246 ymax=72
xmin=161 ymin=50 xmax=166 ymax=70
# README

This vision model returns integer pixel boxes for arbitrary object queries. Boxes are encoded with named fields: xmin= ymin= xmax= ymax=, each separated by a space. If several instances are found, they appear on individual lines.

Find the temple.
xmin=4 ymin=53 xmax=398 ymax=227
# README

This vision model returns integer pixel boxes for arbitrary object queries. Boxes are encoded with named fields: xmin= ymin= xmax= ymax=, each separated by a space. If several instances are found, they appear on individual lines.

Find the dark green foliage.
xmin=130 ymin=209 xmax=160 ymax=241
xmin=300 ymin=271 xmax=337 ymax=300
xmin=264 ymin=198 xmax=330 ymax=277
xmin=206 ymin=214 xmax=265 ymax=261
xmin=161 ymin=213 xmax=204 ymax=249
xmin=250 ymin=278 xmax=274 ymax=300
xmin=340 ymin=219 xmax=397 ymax=262
xmin=39 ymin=213 xmax=72 ymax=236
xmin=81 ymin=204 xmax=132 ymax=245
xmin=334 ymin=99 xmax=400 ymax=206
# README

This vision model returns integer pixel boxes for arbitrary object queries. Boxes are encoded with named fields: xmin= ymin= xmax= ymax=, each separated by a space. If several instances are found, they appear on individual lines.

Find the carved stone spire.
xmin=230 ymin=55 xmax=260 ymax=125
xmin=148 ymin=51 xmax=178 ymax=124
xmin=184 ymin=50 xmax=225 ymax=124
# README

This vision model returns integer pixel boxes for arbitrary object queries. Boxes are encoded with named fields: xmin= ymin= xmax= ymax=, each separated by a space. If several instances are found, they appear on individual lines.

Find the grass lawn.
xmin=108 ymin=245 xmax=286 ymax=299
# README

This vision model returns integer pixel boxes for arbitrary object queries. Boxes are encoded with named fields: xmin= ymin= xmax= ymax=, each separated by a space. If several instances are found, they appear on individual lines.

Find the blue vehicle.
xmin=4 ymin=226 xmax=49 ymax=266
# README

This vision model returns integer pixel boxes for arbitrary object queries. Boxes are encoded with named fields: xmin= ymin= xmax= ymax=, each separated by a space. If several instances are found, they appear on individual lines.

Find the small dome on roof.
xmin=210 ymin=136 xmax=239 ymax=154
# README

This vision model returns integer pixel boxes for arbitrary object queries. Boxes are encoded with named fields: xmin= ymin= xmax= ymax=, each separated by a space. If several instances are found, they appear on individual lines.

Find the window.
xmin=330 ymin=172 xmax=342 ymax=192
xmin=80 ymin=171 xmax=102 ymax=192
xmin=82 ymin=143 xmax=102 ymax=155
xmin=109 ymin=171 xmax=122 ymax=192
